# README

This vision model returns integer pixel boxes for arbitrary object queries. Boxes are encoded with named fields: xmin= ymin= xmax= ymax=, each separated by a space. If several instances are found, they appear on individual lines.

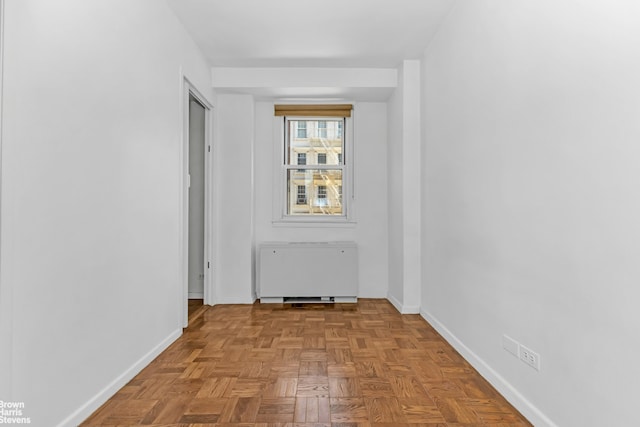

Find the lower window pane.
xmin=287 ymin=169 xmax=343 ymax=215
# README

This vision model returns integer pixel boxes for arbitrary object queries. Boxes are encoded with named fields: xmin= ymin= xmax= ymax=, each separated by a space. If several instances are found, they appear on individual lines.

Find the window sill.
xmin=272 ymin=217 xmax=357 ymax=228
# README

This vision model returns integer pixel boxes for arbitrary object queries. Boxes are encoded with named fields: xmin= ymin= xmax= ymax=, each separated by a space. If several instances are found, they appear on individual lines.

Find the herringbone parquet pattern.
xmin=81 ymin=299 xmax=532 ymax=426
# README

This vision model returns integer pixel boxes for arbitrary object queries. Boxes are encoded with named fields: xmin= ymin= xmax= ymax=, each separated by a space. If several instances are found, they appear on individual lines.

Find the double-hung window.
xmin=275 ymin=104 xmax=352 ymax=220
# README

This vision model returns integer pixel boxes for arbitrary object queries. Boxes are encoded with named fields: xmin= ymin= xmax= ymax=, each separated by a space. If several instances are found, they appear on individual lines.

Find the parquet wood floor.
xmin=188 ymin=299 xmax=206 ymax=324
xmin=81 ymin=299 xmax=532 ymax=426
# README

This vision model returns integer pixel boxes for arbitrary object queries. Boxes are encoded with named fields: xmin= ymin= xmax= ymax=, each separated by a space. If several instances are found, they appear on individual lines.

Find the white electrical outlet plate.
xmin=502 ymin=335 xmax=519 ymax=357
xmin=519 ymin=344 xmax=540 ymax=371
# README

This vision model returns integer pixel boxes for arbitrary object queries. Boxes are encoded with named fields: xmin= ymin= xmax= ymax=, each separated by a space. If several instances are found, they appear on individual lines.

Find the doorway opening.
xmin=182 ymin=80 xmax=213 ymax=327
xmin=188 ymin=93 xmax=206 ymax=302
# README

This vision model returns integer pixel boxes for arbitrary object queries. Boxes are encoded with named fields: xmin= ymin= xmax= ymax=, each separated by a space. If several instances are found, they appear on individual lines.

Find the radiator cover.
xmin=258 ymin=241 xmax=358 ymax=303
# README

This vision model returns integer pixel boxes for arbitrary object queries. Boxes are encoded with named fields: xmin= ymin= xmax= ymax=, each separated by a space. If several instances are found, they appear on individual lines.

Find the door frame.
xmin=0 ymin=0 xmax=12 ymax=398
xmin=180 ymin=77 xmax=214 ymax=327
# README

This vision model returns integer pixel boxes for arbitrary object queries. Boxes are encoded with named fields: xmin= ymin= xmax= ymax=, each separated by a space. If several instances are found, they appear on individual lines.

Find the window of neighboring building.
xmin=297 ymin=152 xmax=307 ymax=165
xmin=297 ymin=152 xmax=306 ymax=172
xmin=318 ymin=120 xmax=327 ymax=138
xmin=297 ymin=121 xmax=307 ymax=138
xmin=296 ymin=185 xmax=307 ymax=205
xmin=317 ymin=153 xmax=327 ymax=164
xmin=316 ymin=185 xmax=327 ymax=206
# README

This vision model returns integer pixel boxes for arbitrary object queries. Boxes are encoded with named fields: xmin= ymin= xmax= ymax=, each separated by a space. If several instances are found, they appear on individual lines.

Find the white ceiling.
xmin=166 ymin=0 xmax=455 ymax=68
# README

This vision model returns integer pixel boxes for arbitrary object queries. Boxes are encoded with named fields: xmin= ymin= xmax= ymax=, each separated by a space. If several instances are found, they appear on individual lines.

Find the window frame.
xmin=275 ymin=114 xmax=354 ymax=224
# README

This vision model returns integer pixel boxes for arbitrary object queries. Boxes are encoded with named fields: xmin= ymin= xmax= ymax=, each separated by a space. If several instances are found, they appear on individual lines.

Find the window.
xmin=318 ymin=120 xmax=327 ymax=138
xmin=316 ymin=185 xmax=327 ymax=206
xmin=284 ymin=118 xmax=347 ymax=217
xmin=297 ymin=152 xmax=307 ymax=165
xmin=296 ymin=185 xmax=307 ymax=205
xmin=297 ymin=152 xmax=306 ymax=172
xmin=297 ymin=121 xmax=307 ymax=138
xmin=275 ymin=104 xmax=352 ymax=221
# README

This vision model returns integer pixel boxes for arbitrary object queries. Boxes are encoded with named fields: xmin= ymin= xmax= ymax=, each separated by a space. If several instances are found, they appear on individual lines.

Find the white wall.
xmin=214 ymin=94 xmax=255 ymax=303
xmin=253 ymin=101 xmax=389 ymax=298
xmin=0 ymin=0 xmax=9 ymax=405
xmin=352 ymin=103 xmax=389 ymax=297
xmin=387 ymin=60 xmax=421 ymax=313
xmin=0 ymin=1 xmax=213 ymax=425
xmin=420 ymin=1 xmax=640 ymax=426
xmin=401 ymin=61 xmax=422 ymax=313
xmin=387 ymin=69 xmax=405 ymax=308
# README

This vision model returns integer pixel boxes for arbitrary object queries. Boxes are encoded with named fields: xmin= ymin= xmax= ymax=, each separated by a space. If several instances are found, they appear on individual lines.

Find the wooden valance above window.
xmin=274 ymin=104 xmax=353 ymax=118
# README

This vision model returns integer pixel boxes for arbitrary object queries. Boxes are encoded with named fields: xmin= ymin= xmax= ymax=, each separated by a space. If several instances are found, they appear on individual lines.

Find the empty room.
xmin=1 ymin=1 xmax=639 ymax=426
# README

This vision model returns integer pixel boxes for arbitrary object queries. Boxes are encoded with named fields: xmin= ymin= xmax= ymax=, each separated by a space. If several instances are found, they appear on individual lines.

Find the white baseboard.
xmin=388 ymin=294 xmax=403 ymax=312
xmin=215 ymin=296 xmax=256 ymax=305
xmin=387 ymin=294 xmax=421 ymax=314
xmin=188 ymin=292 xmax=204 ymax=299
xmin=57 ymin=329 xmax=183 ymax=427
xmin=419 ymin=308 xmax=557 ymax=427
xmin=401 ymin=304 xmax=420 ymax=314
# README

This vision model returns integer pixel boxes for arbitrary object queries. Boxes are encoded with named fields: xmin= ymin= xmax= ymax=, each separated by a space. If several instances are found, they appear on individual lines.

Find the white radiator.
xmin=257 ymin=241 xmax=358 ymax=303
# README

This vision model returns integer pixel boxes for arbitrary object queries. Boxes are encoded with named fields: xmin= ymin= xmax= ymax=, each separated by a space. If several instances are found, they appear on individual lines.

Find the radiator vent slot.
xmin=283 ymin=297 xmax=334 ymax=303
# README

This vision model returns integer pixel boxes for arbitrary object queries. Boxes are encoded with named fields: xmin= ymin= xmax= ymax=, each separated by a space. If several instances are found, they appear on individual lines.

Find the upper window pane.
xmin=288 ymin=120 xmax=343 ymax=166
